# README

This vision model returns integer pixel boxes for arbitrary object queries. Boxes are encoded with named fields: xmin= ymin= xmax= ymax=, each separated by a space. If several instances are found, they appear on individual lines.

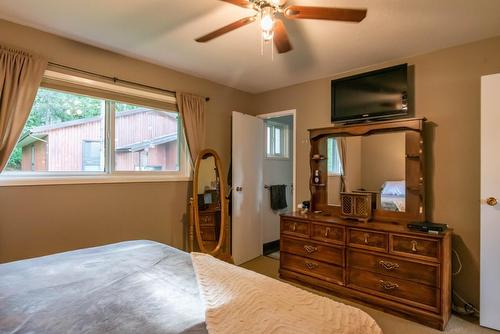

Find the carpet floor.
xmin=240 ymin=255 xmax=496 ymax=334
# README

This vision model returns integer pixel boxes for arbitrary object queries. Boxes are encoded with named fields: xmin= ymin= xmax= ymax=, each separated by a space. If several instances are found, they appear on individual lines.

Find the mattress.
xmin=0 ymin=240 xmax=207 ymax=334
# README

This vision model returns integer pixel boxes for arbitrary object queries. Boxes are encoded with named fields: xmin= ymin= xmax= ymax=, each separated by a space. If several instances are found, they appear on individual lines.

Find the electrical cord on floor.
xmin=452 ymin=249 xmax=462 ymax=276
xmin=451 ymin=249 xmax=480 ymax=317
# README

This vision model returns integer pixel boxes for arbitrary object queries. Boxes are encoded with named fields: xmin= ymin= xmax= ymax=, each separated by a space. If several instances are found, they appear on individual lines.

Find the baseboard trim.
xmin=263 ymin=240 xmax=280 ymax=255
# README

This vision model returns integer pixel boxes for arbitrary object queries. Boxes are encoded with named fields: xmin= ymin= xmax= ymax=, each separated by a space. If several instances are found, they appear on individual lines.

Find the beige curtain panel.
xmin=177 ymin=92 xmax=206 ymax=163
xmin=0 ymin=45 xmax=47 ymax=170
xmin=338 ymin=137 xmax=347 ymax=192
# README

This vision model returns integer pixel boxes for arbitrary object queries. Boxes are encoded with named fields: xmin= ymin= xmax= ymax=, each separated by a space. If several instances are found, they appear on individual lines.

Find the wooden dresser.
xmin=280 ymin=212 xmax=452 ymax=330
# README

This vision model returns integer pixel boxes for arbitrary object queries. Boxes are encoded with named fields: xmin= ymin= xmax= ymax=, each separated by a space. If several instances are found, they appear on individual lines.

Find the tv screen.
xmin=331 ymin=64 xmax=408 ymax=123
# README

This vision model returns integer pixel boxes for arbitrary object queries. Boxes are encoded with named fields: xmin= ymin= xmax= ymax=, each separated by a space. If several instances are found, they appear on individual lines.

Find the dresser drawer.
xmin=348 ymin=269 xmax=440 ymax=312
xmin=281 ymin=219 xmax=309 ymax=238
xmin=348 ymin=228 xmax=388 ymax=252
xmin=199 ymin=214 xmax=215 ymax=226
xmin=200 ymin=226 xmax=216 ymax=241
xmin=347 ymin=249 xmax=440 ymax=287
xmin=281 ymin=253 xmax=344 ymax=285
xmin=281 ymin=237 xmax=344 ymax=267
xmin=390 ymin=234 xmax=440 ymax=261
xmin=311 ymin=223 xmax=345 ymax=245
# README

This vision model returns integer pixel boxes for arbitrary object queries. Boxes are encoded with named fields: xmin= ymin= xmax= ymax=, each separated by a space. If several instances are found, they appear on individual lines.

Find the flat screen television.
xmin=331 ymin=64 xmax=408 ymax=123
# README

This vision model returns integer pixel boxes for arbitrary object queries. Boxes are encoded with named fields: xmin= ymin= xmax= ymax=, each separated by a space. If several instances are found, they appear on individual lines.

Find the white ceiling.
xmin=1 ymin=0 xmax=500 ymax=93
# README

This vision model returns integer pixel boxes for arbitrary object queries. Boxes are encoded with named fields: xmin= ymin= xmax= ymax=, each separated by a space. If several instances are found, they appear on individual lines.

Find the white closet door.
xmin=480 ymin=73 xmax=500 ymax=331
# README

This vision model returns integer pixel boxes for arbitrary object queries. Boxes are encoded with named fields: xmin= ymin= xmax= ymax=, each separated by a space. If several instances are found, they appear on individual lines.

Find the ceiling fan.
xmin=195 ymin=0 xmax=367 ymax=54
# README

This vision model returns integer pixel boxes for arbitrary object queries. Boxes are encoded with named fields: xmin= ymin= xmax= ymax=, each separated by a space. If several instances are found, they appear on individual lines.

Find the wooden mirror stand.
xmin=189 ymin=148 xmax=233 ymax=262
xmin=309 ymin=117 xmax=426 ymax=223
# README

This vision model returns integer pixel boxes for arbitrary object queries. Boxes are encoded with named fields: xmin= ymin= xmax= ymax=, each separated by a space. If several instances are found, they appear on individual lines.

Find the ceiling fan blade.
xmin=195 ymin=16 xmax=256 ymax=43
xmin=220 ymin=0 xmax=254 ymax=9
xmin=284 ymin=5 xmax=367 ymax=22
xmin=273 ymin=19 xmax=292 ymax=54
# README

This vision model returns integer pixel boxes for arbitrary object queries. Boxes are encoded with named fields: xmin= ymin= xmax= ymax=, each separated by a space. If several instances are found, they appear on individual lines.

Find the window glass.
xmin=114 ymin=102 xmax=179 ymax=172
xmin=4 ymin=88 xmax=104 ymax=173
xmin=82 ymin=141 xmax=103 ymax=171
xmin=275 ymin=127 xmax=281 ymax=155
xmin=327 ymin=137 xmax=343 ymax=175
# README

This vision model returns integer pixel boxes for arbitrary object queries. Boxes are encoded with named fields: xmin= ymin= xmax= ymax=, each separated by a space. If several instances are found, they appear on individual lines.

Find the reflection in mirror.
xmin=197 ymin=154 xmax=221 ymax=252
xmin=327 ymin=132 xmax=406 ymax=212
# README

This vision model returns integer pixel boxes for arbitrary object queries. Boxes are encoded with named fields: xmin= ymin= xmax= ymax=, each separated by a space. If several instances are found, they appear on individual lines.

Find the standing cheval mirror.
xmin=189 ymin=148 xmax=232 ymax=262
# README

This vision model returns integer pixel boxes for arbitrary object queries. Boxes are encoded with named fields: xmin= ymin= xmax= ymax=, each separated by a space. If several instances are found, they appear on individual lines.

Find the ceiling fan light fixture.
xmin=262 ymin=30 xmax=274 ymax=42
xmin=260 ymin=6 xmax=275 ymax=31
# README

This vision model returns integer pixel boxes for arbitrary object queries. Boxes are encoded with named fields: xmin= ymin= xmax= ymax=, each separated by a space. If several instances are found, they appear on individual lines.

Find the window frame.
xmin=0 ymin=71 xmax=191 ymax=187
xmin=265 ymin=121 xmax=290 ymax=160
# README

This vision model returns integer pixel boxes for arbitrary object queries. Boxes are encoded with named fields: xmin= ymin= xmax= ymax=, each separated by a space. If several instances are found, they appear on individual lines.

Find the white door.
xmin=232 ymin=111 xmax=264 ymax=265
xmin=480 ymin=73 xmax=500 ymax=331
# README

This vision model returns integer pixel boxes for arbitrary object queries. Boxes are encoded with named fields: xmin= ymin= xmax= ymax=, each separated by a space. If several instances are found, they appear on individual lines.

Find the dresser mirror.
xmin=309 ymin=118 xmax=426 ymax=222
xmin=190 ymin=148 xmax=230 ymax=259
xmin=327 ymin=132 xmax=407 ymax=212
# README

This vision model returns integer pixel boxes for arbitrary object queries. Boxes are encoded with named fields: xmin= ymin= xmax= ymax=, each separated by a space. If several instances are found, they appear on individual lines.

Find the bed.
xmin=0 ymin=240 xmax=381 ymax=334
xmin=0 ymin=241 xmax=207 ymax=334
xmin=380 ymin=180 xmax=406 ymax=212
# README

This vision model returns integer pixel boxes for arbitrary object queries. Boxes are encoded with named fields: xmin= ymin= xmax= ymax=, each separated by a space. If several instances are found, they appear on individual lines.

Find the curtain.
xmin=337 ymin=137 xmax=347 ymax=192
xmin=0 ymin=45 xmax=47 ymax=170
xmin=177 ymin=92 xmax=206 ymax=163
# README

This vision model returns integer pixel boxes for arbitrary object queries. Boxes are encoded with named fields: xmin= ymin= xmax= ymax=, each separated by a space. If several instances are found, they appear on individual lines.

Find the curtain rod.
xmin=47 ymin=62 xmax=210 ymax=102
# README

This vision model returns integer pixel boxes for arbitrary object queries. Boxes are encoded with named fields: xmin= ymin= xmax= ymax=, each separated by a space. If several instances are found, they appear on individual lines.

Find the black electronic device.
xmin=331 ymin=64 xmax=409 ymax=123
xmin=407 ymin=222 xmax=448 ymax=233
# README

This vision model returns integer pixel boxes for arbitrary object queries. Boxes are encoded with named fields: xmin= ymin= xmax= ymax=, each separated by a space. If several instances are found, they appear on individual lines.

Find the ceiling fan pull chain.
xmin=272 ymin=34 xmax=274 ymax=61
xmin=260 ymin=32 xmax=264 ymax=57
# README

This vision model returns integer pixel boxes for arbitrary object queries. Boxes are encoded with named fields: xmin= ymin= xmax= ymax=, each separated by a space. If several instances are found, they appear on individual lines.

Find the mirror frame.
xmin=191 ymin=148 xmax=228 ymax=256
xmin=308 ymin=117 xmax=426 ymax=223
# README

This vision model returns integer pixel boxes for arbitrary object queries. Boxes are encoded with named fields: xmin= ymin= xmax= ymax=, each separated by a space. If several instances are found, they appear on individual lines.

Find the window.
xmin=4 ymin=88 xmax=105 ymax=173
xmin=82 ymin=141 xmax=103 ymax=171
xmin=265 ymin=121 xmax=289 ymax=159
xmin=327 ymin=137 xmax=343 ymax=176
xmin=114 ymin=102 xmax=179 ymax=172
xmin=1 ymin=71 xmax=188 ymax=183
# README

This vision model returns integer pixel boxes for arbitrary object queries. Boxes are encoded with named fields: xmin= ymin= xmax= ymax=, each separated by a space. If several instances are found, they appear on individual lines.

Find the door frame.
xmin=257 ymin=109 xmax=297 ymax=210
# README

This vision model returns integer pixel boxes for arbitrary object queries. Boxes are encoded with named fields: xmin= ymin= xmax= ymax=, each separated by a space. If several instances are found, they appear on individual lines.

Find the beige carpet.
xmin=240 ymin=256 xmax=496 ymax=334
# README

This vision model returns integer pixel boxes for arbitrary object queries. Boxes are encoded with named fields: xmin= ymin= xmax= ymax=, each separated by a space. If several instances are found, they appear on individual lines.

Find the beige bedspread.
xmin=191 ymin=252 xmax=382 ymax=334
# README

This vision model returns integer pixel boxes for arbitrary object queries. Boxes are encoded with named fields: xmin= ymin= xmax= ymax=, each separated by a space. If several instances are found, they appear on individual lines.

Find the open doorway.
xmin=258 ymin=110 xmax=296 ymax=258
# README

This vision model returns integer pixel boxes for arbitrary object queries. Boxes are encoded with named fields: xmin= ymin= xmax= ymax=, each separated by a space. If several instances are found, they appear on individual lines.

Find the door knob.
xmin=486 ymin=197 xmax=498 ymax=206
xmin=236 ymin=186 xmax=243 ymax=192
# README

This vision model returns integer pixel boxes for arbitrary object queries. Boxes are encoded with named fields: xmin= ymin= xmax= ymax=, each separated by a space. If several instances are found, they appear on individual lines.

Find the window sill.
xmin=265 ymin=156 xmax=290 ymax=161
xmin=0 ymin=174 xmax=192 ymax=187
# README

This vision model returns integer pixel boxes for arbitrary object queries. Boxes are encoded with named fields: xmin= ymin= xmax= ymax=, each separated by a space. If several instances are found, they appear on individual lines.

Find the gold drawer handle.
xmin=303 ymin=245 xmax=318 ymax=254
xmin=379 ymin=260 xmax=400 ymax=271
xmin=305 ymin=262 xmax=318 ymax=270
xmin=324 ymin=227 xmax=331 ymax=237
xmin=379 ymin=280 xmax=399 ymax=290
xmin=290 ymin=223 xmax=297 ymax=232
xmin=411 ymin=240 xmax=418 ymax=252
xmin=364 ymin=233 xmax=370 ymax=244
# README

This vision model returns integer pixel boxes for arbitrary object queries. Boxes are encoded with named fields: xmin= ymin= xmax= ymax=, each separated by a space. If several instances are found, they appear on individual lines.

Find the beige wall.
xmin=252 ymin=36 xmax=500 ymax=307
xmin=0 ymin=19 xmax=254 ymax=262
